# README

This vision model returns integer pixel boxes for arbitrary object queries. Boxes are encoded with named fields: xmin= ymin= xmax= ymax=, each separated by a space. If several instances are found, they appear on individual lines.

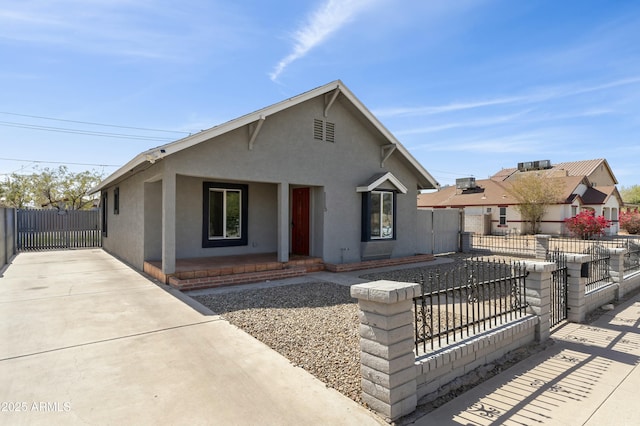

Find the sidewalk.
xmin=406 ymin=289 xmax=640 ymax=425
xmin=0 ymin=250 xmax=384 ymax=425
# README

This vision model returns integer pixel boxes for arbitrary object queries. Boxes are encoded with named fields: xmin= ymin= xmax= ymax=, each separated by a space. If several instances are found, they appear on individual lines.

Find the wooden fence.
xmin=17 ymin=209 xmax=101 ymax=251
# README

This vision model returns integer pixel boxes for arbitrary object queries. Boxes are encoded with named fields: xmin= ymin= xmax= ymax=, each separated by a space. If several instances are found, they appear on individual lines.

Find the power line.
xmin=0 ymin=157 xmax=119 ymax=169
xmin=0 ymin=121 xmax=177 ymax=141
xmin=0 ymin=111 xmax=191 ymax=135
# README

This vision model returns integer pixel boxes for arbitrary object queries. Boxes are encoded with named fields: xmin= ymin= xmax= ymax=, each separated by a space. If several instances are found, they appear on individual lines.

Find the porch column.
xmin=162 ymin=172 xmax=176 ymax=275
xmin=277 ymin=182 xmax=290 ymax=262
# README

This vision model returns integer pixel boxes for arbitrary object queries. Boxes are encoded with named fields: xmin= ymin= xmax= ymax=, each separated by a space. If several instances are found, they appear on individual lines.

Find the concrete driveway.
xmin=0 ymin=250 xmax=383 ymax=425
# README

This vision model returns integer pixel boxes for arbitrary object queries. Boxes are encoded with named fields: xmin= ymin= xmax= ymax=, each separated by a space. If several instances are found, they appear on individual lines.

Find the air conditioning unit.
xmin=456 ymin=177 xmax=476 ymax=190
xmin=539 ymin=159 xmax=551 ymax=169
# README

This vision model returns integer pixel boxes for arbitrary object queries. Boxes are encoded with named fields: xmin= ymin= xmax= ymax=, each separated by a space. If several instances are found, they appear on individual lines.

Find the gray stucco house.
xmin=92 ymin=80 xmax=439 ymax=285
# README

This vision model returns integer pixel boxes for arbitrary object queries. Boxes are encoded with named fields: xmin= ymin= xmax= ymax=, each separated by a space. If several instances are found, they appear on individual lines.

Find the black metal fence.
xmin=623 ymin=240 xmax=640 ymax=275
xmin=468 ymin=234 xmax=536 ymax=258
xmin=469 ymin=234 xmax=640 ymax=259
xmin=17 ymin=209 xmax=101 ymax=251
xmin=414 ymin=258 xmax=529 ymax=354
xmin=548 ymin=235 xmax=635 ymax=254
xmin=583 ymin=244 xmax=611 ymax=293
xmin=546 ymin=249 xmax=568 ymax=327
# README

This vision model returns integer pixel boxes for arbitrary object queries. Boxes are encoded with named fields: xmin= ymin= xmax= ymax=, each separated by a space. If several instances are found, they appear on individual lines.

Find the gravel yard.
xmin=192 ymin=281 xmax=363 ymax=402
xmin=190 ymin=253 xmax=528 ymax=408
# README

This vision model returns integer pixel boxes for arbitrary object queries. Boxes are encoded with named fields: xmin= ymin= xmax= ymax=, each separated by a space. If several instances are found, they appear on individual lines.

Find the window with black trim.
xmin=101 ymin=192 xmax=108 ymax=237
xmin=361 ymin=190 xmax=396 ymax=241
xmin=499 ymin=207 xmax=507 ymax=226
xmin=113 ymin=187 xmax=120 ymax=215
xmin=202 ymin=182 xmax=248 ymax=247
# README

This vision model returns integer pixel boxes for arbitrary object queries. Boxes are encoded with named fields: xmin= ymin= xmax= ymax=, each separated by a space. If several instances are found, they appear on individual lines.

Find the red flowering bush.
xmin=620 ymin=210 xmax=640 ymax=234
xmin=565 ymin=210 xmax=611 ymax=239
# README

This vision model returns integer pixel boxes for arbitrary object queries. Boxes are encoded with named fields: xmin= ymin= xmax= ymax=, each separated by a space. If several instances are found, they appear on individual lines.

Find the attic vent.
xmin=313 ymin=119 xmax=323 ymax=140
xmin=325 ymin=121 xmax=335 ymax=143
xmin=313 ymin=119 xmax=335 ymax=143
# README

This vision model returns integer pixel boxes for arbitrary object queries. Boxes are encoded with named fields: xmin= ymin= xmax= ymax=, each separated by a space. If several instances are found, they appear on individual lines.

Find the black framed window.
xmin=113 ymin=187 xmax=120 ymax=215
xmin=361 ymin=190 xmax=396 ymax=241
xmin=101 ymin=192 xmax=108 ymax=237
xmin=499 ymin=207 xmax=507 ymax=225
xmin=202 ymin=182 xmax=248 ymax=247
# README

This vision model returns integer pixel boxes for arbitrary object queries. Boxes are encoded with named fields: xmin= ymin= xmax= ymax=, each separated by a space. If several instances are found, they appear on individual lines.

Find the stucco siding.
xmin=102 ymin=164 xmax=161 ymax=269
xmin=100 ymin=90 xmax=428 ymax=267
xmin=174 ymin=175 xmax=278 ymax=259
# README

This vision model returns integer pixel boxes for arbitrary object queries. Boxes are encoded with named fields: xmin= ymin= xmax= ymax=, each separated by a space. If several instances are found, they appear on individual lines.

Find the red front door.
xmin=292 ymin=188 xmax=310 ymax=256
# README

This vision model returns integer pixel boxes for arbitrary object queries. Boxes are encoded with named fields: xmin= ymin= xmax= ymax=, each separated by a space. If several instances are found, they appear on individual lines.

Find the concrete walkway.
xmin=0 ymin=250 xmax=384 ymax=425
xmin=408 ymin=288 xmax=640 ymax=425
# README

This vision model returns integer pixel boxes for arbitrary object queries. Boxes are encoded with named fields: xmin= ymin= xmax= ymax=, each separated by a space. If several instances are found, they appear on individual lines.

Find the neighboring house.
xmin=418 ymin=159 xmax=623 ymax=236
xmin=91 ymin=80 xmax=439 ymax=278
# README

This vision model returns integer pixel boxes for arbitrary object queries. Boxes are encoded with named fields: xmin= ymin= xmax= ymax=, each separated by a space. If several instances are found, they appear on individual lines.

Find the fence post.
xmin=460 ymin=232 xmax=472 ymax=253
xmin=535 ymin=234 xmax=551 ymax=259
xmin=565 ymin=254 xmax=591 ymax=323
xmin=350 ymin=280 xmax=420 ymax=423
xmin=523 ymin=261 xmax=555 ymax=342
xmin=608 ymin=248 xmax=626 ymax=299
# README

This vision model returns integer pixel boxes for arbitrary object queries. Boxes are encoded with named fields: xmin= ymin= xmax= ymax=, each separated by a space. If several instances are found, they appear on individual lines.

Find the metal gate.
xmin=17 ymin=209 xmax=102 ymax=251
xmin=546 ymin=248 xmax=568 ymax=326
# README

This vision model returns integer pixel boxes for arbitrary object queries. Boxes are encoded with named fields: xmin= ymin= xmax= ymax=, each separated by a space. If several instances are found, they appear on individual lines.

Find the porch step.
xmin=324 ymin=253 xmax=435 ymax=273
xmin=167 ymin=265 xmax=310 ymax=291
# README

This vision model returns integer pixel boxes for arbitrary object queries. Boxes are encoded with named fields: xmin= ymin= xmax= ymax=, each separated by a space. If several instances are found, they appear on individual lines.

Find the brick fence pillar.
xmin=350 ymin=280 xmax=420 ymax=422
xmin=523 ymin=261 xmax=555 ymax=342
xmin=566 ymin=254 xmax=590 ymax=323
xmin=535 ymin=234 xmax=551 ymax=259
xmin=609 ymin=248 xmax=626 ymax=298
xmin=461 ymin=232 xmax=472 ymax=253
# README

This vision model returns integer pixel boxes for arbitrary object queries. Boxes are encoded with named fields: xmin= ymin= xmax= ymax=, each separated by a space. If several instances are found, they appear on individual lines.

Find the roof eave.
xmin=91 ymin=80 xmax=440 ymax=192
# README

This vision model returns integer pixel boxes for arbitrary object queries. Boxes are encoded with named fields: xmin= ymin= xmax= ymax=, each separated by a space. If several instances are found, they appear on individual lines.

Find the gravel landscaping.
xmin=189 ymin=252 xmax=637 ymax=423
xmin=192 ymin=281 xmax=363 ymax=402
xmin=190 ymin=253 xmax=539 ymax=414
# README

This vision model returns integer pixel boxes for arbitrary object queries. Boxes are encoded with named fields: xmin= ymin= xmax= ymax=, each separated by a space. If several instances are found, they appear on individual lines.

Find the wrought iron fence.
xmin=548 ymin=236 xmax=632 ymax=254
xmin=583 ymin=244 xmax=611 ymax=293
xmin=469 ymin=234 xmax=536 ymax=258
xmin=413 ymin=258 xmax=529 ymax=354
xmin=546 ymin=249 xmax=568 ymax=327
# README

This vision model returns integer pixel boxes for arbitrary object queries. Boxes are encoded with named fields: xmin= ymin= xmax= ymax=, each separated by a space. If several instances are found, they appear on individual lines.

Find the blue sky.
xmin=1 ymin=0 xmax=639 ymax=189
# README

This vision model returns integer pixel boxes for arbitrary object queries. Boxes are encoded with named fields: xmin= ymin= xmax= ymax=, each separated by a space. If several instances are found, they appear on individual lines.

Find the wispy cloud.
xmin=375 ymin=96 xmax=525 ymax=117
xmin=428 ymin=133 xmax=545 ymax=154
xmin=396 ymin=107 xmax=614 ymax=137
xmin=376 ymin=76 xmax=640 ymax=118
xmin=396 ymin=110 xmax=533 ymax=135
xmin=0 ymin=1 xmax=244 ymax=61
xmin=269 ymin=0 xmax=377 ymax=81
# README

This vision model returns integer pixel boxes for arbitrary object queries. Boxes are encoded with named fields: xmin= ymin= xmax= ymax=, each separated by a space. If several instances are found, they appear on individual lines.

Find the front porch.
xmin=143 ymin=252 xmax=436 ymax=291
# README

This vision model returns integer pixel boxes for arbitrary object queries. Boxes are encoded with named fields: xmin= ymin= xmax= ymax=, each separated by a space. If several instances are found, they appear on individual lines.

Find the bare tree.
xmin=507 ymin=172 xmax=564 ymax=234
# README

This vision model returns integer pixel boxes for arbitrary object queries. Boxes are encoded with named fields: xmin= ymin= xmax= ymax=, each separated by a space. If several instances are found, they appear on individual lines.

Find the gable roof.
xmin=357 ymin=172 xmax=408 ymax=194
xmin=581 ymin=185 xmax=623 ymax=206
xmin=91 ymin=80 xmax=439 ymax=193
xmin=418 ymin=175 xmax=587 ymax=208
xmin=492 ymin=158 xmax=617 ymax=184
